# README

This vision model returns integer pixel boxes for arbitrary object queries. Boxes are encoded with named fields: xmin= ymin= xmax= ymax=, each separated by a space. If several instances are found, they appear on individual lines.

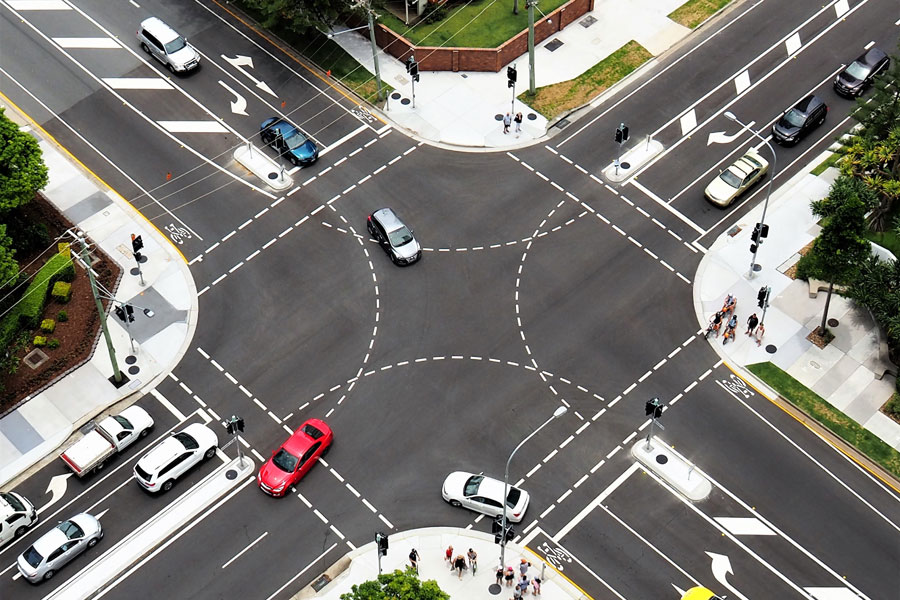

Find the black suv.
xmin=834 ymin=47 xmax=890 ymax=97
xmin=367 ymin=208 xmax=421 ymax=266
xmin=772 ymin=95 xmax=827 ymax=146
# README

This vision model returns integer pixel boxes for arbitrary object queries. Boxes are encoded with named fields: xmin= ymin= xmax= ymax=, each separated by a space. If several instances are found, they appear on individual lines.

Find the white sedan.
xmin=17 ymin=513 xmax=102 ymax=583
xmin=704 ymin=149 xmax=769 ymax=208
xmin=442 ymin=471 xmax=530 ymax=522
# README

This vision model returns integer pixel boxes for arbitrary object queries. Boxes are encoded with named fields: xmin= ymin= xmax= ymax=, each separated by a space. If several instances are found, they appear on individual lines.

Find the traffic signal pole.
xmin=77 ymin=231 xmax=122 ymax=384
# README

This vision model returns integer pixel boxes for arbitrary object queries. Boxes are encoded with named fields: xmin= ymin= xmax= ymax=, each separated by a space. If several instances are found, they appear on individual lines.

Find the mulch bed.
xmin=0 ymin=193 xmax=120 ymax=415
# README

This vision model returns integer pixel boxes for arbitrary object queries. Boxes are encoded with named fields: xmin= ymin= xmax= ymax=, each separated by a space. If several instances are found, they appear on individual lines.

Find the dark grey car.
xmin=772 ymin=95 xmax=827 ymax=146
xmin=834 ymin=47 xmax=890 ymax=97
xmin=367 ymin=208 xmax=421 ymax=266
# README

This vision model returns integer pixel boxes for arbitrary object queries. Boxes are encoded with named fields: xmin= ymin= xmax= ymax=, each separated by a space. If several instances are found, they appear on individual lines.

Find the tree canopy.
xmin=0 ymin=108 xmax=48 ymax=213
xmin=242 ymin=0 xmax=351 ymax=36
xmin=340 ymin=569 xmax=450 ymax=600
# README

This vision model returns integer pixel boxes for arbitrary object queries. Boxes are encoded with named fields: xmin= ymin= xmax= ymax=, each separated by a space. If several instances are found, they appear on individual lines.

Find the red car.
xmin=257 ymin=419 xmax=333 ymax=497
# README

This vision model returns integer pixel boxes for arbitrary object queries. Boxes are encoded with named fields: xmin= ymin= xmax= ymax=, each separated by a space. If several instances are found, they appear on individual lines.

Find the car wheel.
xmin=390 ymin=252 xmax=400 ymax=265
xmin=14 ymin=525 xmax=28 ymax=538
xmin=289 ymin=155 xmax=299 ymax=167
xmin=167 ymin=63 xmax=176 ymax=74
xmin=87 ymin=537 xmax=99 ymax=548
xmin=449 ymin=500 xmax=462 ymax=508
xmin=204 ymin=447 xmax=217 ymax=460
xmin=162 ymin=480 xmax=174 ymax=492
xmin=322 ymin=443 xmax=332 ymax=457
xmin=141 ymin=42 xmax=150 ymax=54
xmin=140 ymin=427 xmax=151 ymax=438
xmin=93 ymin=460 xmax=105 ymax=474
xmin=43 ymin=570 xmax=55 ymax=581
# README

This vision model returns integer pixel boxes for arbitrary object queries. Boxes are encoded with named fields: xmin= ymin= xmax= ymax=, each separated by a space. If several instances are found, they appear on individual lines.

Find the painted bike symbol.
xmin=164 ymin=223 xmax=192 ymax=245
xmin=720 ymin=374 xmax=753 ymax=398
xmin=535 ymin=542 xmax=573 ymax=571
xmin=352 ymin=105 xmax=375 ymax=123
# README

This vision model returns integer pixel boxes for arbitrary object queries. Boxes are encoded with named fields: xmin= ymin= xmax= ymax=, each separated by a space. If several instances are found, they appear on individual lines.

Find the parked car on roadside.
xmin=834 ymin=47 xmax=890 ymax=97
xmin=16 ymin=513 xmax=102 ymax=583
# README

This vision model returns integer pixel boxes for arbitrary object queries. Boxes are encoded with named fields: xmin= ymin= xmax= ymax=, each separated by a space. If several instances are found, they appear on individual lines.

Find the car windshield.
xmin=284 ymin=130 xmax=309 ymax=150
xmin=506 ymin=487 xmax=522 ymax=508
xmin=464 ymin=475 xmax=484 ymax=497
xmin=782 ymin=109 xmax=807 ymax=127
xmin=174 ymin=432 xmax=199 ymax=450
xmin=58 ymin=520 xmax=84 ymax=540
xmin=164 ymin=36 xmax=187 ymax=54
xmin=22 ymin=546 xmax=43 ymax=568
xmin=742 ymin=155 xmax=762 ymax=169
xmin=272 ymin=448 xmax=299 ymax=473
xmin=845 ymin=60 xmax=871 ymax=80
xmin=719 ymin=169 xmax=743 ymax=188
xmin=112 ymin=415 xmax=133 ymax=430
xmin=1 ymin=492 xmax=24 ymax=512
xmin=387 ymin=226 xmax=414 ymax=248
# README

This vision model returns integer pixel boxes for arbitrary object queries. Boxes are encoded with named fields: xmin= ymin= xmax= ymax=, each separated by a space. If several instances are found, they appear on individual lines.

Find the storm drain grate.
xmin=23 ymin=349 xmax=49 ymax=370
xmin=545 ymin=39 xmax=564 ymax=52
xmin=580 ymin=15 xmax=597 ymax=27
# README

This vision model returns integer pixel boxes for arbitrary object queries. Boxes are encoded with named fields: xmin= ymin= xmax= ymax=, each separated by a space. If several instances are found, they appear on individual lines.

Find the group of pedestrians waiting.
xmin=705 ymin=293 xmax=765 ymax=346
xmin=495 ymin=559 xmax=541 ymax=597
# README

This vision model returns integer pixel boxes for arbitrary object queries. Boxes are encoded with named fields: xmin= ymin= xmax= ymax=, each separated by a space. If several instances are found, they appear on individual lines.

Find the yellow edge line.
xmin=523 ymin=546 xmax=595 ymax=600
xmin=210 ymin=0 xmax=388 ymax=127
xmin=724 ymin=362 xmax=900 ymax=494
xmin=0 ymin=91 xmax=188 ymax=264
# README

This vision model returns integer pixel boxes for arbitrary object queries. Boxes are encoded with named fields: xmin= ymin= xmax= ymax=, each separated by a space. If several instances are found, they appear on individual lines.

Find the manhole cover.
xmin=495 ymin=113 xmax=504 ymax=121
xmin=489 ymin=583 xmax=502 ymax=595
xmin=809 ymin=360 xmax=821 ymax=369
xmin=545 ymin=39 xmax=564 ymax=52
xmin=125 ymin=355 xmax=137 ymax=365
xmin=580 ymin=15 xmax=597 ymax=27
xmin=128 ymin=365 xmax=140 ymax=375
xmin=401 ymin=98 xmax=411 ymax=105
xmin=226 ymin=469 xmax=237 ymax=480
xmin=23 ymin=348 xmax=49 ymax=370
xmin=527 ymin=113 xmax=537 ymax=120
xmin=267 ymin=172 xmax=279 ymax=180
xmin=620 ymin=161 xmax=630 ymax=169
xmin=130 ymin=267 xmax=141 ymax=276
xmin=828 ymin=318 xmax=839 ymax=327
xmin=655 ymin=454 xmax=669 ymax=465
xmin=391 ymin=92 xmax=401 ymax=100
xmin=765 ymin=344 xmax=777 ymax=354
xmin=752 ymin=263 xmax=762 ymax=272
xmin=312 ymin=574 xmax=332 ymax=592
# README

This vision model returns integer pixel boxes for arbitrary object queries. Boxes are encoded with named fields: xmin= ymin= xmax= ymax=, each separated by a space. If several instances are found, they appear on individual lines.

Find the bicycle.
xmin=705 ymin=312 xmax=723 ymax=338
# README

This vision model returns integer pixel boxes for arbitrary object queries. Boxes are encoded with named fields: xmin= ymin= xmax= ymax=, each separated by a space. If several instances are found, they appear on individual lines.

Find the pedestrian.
xmin=756 ymin=323 xmax=765 ymax=346
xmin=746 ymin=313 xmax=759 ymax=335
xmin=445 ymin=545 xmax=453 ymax=564
xmin=467 ymin=548 xmax=477 ymax=574
xmin=503 ymin=113 xmax=511 ymax=134
xmin=532 ymin=576 xmax=542 ymax=595
xmin=409 ymin=548 xmax=419 ymax=573
xmin=518 ymin=574 xmax=530 ymax=595
xmin=513 ymin=587 xmax=524 ymax=600
xmin=505 ymin=566 xmax=515 ymax=586
xmin=496 ymin=565 xmax=505 ymax=586
xmin=454 ymin=554 xmax=467 ymax=579
xmin=514 ymin=112 xmax=523 ymax=136
xmin=519 ymin=558 xmax=530 ymax=577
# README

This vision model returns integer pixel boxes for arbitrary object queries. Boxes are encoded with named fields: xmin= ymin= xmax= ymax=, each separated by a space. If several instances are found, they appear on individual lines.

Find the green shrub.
xmin=40 ymin=319 xmax=55 ymax=332
xmin=423 ymin=3 xmax=447 ymax=23
xmin=33 ymin=335 xmax=47 ymax=347
xmin=57 ymin=310 xmax=68 ymax=322
xmin=16 ymin=252 xmax=74 ymax=330
xmin=885 ymin=393 xmax=900 ymax=418
xmin=47 ymin=338 xmax=60 ymax=349
xmin=51 ymin=280 xmax=71 ymax=303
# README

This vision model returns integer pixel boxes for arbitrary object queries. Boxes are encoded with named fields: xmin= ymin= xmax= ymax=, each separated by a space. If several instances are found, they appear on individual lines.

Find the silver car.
xmin=367 ymin=208 xmax=422 ymax=266
xmin=17 ymin=513 xmax=102 ymax=583
xmin=137 ymin=17 xmax=200 ymax=73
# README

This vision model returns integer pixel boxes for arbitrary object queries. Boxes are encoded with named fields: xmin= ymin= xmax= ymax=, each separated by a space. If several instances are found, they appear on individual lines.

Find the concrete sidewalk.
xmin=294 ymin=527 xmax=586 ymax=600
xmin=0 ymin=99 xmax=198 ymax=487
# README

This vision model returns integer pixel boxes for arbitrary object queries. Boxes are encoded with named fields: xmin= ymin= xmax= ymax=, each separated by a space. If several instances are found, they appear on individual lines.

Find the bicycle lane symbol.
xmin=717 ymin=374 xmax=754 ymax=399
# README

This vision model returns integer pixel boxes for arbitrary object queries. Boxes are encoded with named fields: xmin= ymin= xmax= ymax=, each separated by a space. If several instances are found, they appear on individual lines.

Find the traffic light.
xmin=405 ymin=57 xmax=419 ymax=82
xmin=376 ymin=532 xmax=389 ymax=556
xmin=645 ymin=397 xmax=662 ymax=419
xmin=114 ymin=306 xmax=126 ymax=323
xmin=757 ymin=286 xmax=770 ymax=309
xmin=125 ymin=304 xmax=135 ymax=322
xmin=131 ymin=234 xmax=143 ymax=261
xmin=507 ymin=65 xmax=517 ymax=88
xmin=615 ymin=123 xmax=629 ymax=144
xmin=492 ymin=516 xmax=503 ymax=543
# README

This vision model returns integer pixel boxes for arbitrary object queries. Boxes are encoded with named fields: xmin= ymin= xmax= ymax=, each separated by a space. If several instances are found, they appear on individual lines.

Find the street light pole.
xmin=76 ymin=231 xmax=122 ymax=384
xmin=367 ymin=10 xmax=384 ymax=102
xmin=724 ymin=111 xmax=777 ymax=279
xmin=499 ymin=406 xmax=567 ymax=572
xmin=527 ymin=0 xmax=535 ymax=94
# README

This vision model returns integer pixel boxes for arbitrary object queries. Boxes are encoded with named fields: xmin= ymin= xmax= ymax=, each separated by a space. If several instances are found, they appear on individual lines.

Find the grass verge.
xmin=522 ymin=41 xmax=652 ymax=119
xmin=746 ymin=362 xmax=900 ymax=479
xmin=668 ymin=0 xmax=732 ymax=29
xmin=810 ymin=152 xmax=842 ymax=176
xmin=378 ymin=0 xmax=570 ymax=48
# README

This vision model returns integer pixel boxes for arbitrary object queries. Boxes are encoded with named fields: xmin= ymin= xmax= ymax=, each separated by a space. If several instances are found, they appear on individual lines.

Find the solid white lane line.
xmin=264 ymin=543 xmax=338 ymax=600
xmin=222 ymin=531 xmax=268 ymax=569
xmin=52 ymin=37 xmax=120 ymax=48
xmin=554 ymin=463 xmax=641 ymax=542
xmin=150 ymin=388 xmax=186 ymax=421
xmin=157 ymin=121 xmax=230 ymax=133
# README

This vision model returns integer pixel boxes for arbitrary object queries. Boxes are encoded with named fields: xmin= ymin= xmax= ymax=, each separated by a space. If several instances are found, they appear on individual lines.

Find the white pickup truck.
xmin=60 ymin=406 xmax=154 ymax=477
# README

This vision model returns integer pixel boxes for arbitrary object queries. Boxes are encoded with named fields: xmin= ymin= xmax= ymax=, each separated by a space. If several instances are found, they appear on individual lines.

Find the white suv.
xmin=134 ymin=423 xmax=218 ymax=493
xmin=137 ymin=17 xmax=200 ymax=73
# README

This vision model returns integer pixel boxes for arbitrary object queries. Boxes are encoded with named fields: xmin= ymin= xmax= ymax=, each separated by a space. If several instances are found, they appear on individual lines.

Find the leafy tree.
xmin=340 ymin=569 xmax=450 ymax=600
xmin=242 ymin=0 xmax=348 ymax=36
xmin=847 ymin=255 xmax=900 ymax=365
xmin=0 ymin=224 xmax=17 ymax=288
xmin=0 ymin=108 xmax=48 ymax=212
xmin=796 ymin=175 xmax=873 ymax=335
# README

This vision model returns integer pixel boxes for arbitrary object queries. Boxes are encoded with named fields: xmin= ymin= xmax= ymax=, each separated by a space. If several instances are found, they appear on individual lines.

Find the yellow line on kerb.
xmin=723 ymin=362 xmax=900 ymax=494
xmin=0 ymin=91 xmax=188 ymax=264
xmin=210 ymin=0 xmax=388 ymax=127
xmin=523 ymin=546 xmax=596 ymax=600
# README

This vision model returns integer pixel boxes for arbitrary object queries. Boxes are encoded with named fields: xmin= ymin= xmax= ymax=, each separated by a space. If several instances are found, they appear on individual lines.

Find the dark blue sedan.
xmin=259 ymin=117 xmax=318 ymax=166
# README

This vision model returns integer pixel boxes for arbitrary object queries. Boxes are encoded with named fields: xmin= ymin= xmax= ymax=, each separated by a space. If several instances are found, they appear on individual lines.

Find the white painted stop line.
xmin=158 ymin=121 xmax=230 ymax=133
xmin=53 ymin=37 xmax=121 ymax=49
xmin=103 ymin=78 xmax=174 ymax=90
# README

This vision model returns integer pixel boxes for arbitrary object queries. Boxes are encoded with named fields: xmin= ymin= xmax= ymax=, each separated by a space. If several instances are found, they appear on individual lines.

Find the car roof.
xmin=372 ymin=208 xmax=406 ymax=232
xmin=282 ymin=420 xmax=329 ymax=455
xmin=141 ymin=17 xmax=180 ymax=44
xmin=793 ymin=94 xmax=824 ymax=114
xmin=858 ymin=46 xmax=887 ymax=66
xmin=32 ymin=527 xmax=67 ymax=555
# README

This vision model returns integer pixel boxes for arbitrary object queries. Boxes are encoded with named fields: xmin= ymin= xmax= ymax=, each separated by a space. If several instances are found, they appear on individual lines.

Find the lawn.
xmin=746 ymin=362 xmax=900 ymax=479
xmin=524 ymin=41 xmax=652 ymax=118
xmin=668 ymin=0 xmax=732 ymax=29
xmin=378 ymin=0 xmax=570 ymax=48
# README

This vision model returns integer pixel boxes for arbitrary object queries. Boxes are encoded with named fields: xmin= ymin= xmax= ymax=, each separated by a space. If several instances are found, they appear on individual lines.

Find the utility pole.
xmin=366 ymin=8 xmax=384 ymax=102
xmin=527 ymin=0 xmax=536 ymax=94
xmin=77 ymin=231 xmax=122 ymax=384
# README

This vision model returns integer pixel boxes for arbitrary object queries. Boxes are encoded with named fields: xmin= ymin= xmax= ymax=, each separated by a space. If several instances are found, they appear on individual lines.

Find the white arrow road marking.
xmin=805 ymin=588 xmax=862 ymax=600
xmin=38 ymin=473 xmax=72 ymax=514
xmin=218 ymin=80 xmax=249 ymax=115
xmin=157 ymin=121 xmax=230 ymax=133
xmin=94 ymin=508 xmax=109 ymax=520
xmin=707 ymin=552 xmax=750 ymax=600
xmin=714 ymin=516 xmax=776 ymax=535
xmin=103 ymin=78 xmax=173 ymax=90
xmin=706 ymin=122 xmax=755 ymax=146
xmin=222 ymin=54 xmax=276 ymax=97
xmin=52 ymin=37 xmax=120 ymax=48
